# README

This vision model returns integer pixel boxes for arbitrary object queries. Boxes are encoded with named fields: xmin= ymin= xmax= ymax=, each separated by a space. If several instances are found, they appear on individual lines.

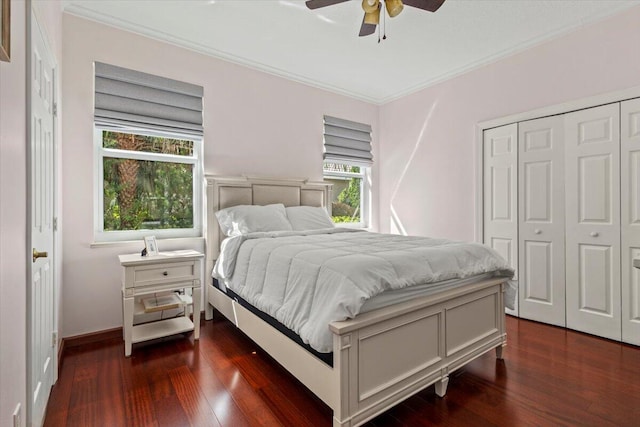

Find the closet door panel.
xmin=524 ymin=161 xmax=551 ymax=221
xmin=490 ymin=238 xmax=514 ymax=267
xmin=579 ymin=155 xmax=612 ymax=223
xmin=622 ymin=98 xmax=640 ymax=345
xmin=579 ymin=245 xmax=614 ymax=313
xmin=565 ymin=103 xmax=621 ymax=341
xmin=626 ymin=248 xmax=640 ymax=345
xmin=484 ymin=124 xmax=518 ymax=316
xmin=518 ymin=116 xmax=565 ymax=326
xmin=523 ymin=241 xmax=551 ymax=300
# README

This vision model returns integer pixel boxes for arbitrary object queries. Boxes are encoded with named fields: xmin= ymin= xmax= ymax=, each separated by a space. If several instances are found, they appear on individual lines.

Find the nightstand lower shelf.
xmin=131 ymin=316 xmax=194 ymax=344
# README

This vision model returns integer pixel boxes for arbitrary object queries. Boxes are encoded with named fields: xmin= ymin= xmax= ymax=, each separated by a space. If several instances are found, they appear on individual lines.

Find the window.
xmin=323 ymin=115 xmax=372 ymax=228
xmin=323 ymin=162 xmax=368 ymax=227
xmin=94 ymin=62 xmax=204 ymax=241
xmin=95 ymin=129 xmax=202 ymax=241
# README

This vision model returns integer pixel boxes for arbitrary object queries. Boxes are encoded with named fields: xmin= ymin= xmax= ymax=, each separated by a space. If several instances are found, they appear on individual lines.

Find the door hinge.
xmin=53 ymin=217 xmax=58 ymax=232
xmin=52 ymin=331 xmax=58 ymax=348
xmin=53 ymin=102 xmax=58 ymax=117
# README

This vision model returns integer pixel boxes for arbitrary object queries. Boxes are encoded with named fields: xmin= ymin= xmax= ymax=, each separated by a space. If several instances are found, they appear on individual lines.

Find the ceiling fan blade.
xmin=402 ymin=0 xmax=446 ymax=12
xmin=359 ymin=11 xmax=377 ymax=37
xmin=305 ymin=0 xmax=350 ymax=10
xmin=359 ymin=17 xmax=377 ymax=36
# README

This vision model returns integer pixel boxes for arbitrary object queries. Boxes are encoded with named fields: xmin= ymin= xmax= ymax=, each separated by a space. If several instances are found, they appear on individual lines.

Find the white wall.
xmin=378 ymin=6 xmax=640 ymax=241
xmin=61 ymin=14 xmax=379 ymax=338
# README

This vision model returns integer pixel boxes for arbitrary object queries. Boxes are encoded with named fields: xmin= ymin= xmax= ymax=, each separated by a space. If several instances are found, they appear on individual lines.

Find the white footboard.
xmin=206 ymin=278 xmax=507 ymax=427
xmin=329 ymin=279 xmax=506 ymax=426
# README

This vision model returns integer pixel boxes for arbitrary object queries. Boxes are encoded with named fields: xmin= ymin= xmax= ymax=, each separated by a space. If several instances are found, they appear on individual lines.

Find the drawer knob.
xmin=163 ymin=271 xmax=168 ymax=276
xmin=534 ymin=229 xmax=542 ymax=235
xmin=590 ymin=232 xmax=599 ymax=237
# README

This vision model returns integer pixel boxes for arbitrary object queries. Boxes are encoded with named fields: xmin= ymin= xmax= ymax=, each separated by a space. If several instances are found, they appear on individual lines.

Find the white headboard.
xmin=205 ymin=175 xmax=332 ymax=276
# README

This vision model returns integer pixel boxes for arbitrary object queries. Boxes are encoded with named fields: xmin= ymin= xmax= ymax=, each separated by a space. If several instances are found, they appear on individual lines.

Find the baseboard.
xmin=58 ymin=311 xmax=206 ymax=366
xmin=63 ymin=327 xmax=123 ymax=348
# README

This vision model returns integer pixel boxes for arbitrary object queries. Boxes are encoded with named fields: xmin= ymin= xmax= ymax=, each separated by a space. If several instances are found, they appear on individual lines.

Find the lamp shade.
xmin=385 ymin=0 xmax=404 ymax=17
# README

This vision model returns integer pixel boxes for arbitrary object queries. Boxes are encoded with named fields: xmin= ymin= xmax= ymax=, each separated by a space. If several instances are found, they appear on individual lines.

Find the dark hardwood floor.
xmin=45 ymin=314 xmax=640 ymax=426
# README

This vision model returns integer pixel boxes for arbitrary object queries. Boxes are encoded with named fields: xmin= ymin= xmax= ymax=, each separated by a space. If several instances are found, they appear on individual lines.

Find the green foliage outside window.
xmin=324 ymin=163 xmax=362 ymax=223
xmin=102 ymin=131 xmax=194 ymax=232
xmin=332 ymin=178 xmax=361 ymax=223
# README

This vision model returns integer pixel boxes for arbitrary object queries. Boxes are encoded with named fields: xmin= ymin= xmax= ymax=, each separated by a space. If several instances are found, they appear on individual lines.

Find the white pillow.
xmin=285 ymin=206 xmax=335 ymax=231
xmin=216 ymin=204 xmax=292 ymax=236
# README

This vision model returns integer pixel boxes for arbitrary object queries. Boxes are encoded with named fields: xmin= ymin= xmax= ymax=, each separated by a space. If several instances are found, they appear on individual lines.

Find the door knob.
xmin=32 ymin=248 xmax=48 ymax=263
xmin=590 ymin=232 xmax=599 ymax=237
xmin=534 ymin=229 xmax=542 ymax=235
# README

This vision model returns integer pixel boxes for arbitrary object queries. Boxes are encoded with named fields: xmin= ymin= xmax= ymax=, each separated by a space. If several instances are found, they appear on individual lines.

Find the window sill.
xmin=90 ymin=236 xmax=205 ymax=249
xmin=334 ymin=223 xmax=367 ymax=230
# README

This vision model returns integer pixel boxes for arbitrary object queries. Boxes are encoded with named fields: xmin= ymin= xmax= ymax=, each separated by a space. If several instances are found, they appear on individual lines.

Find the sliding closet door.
xmin=518 ymin=116 xmax=565 ymax=326
xmin=621 ymin=98 xmax=640 ymax=345
xmin=483 ymin=124 xmax=518 ymax=316
xmin=565 ymin=103 xmax=621 ymax=341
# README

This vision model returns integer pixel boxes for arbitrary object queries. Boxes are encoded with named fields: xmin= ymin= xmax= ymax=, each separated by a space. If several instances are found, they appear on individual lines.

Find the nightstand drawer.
xmin=134 ymin=262 xmax=195 ymax=284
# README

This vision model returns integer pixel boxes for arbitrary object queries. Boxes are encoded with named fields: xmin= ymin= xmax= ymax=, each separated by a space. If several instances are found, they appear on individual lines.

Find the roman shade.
xmin=323 ymin=116 xmax=372 ymax=166
xmin=94 ymin=62 xmax=204 ymax=137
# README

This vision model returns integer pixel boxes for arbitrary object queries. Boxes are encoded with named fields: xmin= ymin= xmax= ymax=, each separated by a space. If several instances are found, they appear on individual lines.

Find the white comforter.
xmin=213 ymin=229 xmax=514 ymax=352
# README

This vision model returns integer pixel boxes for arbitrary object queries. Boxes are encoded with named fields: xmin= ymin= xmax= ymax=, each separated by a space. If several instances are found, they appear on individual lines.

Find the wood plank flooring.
xmin=45 ymin=315 xmax=640 ymax=426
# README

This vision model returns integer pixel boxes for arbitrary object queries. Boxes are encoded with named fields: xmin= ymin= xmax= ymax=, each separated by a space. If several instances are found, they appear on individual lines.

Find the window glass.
xmin=96 ymin=130 xmax=201 ymax=241
xmin=323 ymin=162 xmax=365 ymax=225
xmin=102 ymin=131 xmax=194 ymax=156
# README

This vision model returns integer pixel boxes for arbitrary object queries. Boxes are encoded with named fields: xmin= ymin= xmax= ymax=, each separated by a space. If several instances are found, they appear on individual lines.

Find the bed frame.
xmin=204 ymin=175 xmax=508 ymax=427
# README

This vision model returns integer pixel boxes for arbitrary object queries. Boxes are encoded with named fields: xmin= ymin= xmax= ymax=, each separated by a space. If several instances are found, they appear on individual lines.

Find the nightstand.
xmin=119 ymin=250 xmax=204 ymax=357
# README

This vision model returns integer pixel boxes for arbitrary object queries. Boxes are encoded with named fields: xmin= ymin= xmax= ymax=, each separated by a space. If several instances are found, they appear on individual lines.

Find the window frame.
xmin=93 ymin=126 xmax=203 ymax=243
xmin=323 ymin=162 xmax=370 ymax=229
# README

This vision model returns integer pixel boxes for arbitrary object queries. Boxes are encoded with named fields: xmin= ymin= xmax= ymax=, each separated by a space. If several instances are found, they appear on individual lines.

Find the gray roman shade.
xmin=323 ymin=116 xmax=373 ymax=166
xmin=94 ymin=62 xmax=204 ymax=136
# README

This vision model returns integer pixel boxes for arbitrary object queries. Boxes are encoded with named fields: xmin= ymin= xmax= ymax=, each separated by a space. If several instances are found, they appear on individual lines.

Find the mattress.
xmin=212 ymin=228 xmax=515 ymax=352
xmin=213 ymin=278 xmax=335 ymax=365
xmin=214 ymin=272 xmax=497 ymax=366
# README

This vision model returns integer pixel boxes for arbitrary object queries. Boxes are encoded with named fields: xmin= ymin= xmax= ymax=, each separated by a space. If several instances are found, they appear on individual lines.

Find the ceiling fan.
xmin=305 ymin=0 xmax=446 ymax=37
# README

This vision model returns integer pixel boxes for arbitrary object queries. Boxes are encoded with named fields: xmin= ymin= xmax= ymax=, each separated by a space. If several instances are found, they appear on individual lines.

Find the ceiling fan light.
xmin=385 ymin=0 xmax=404 ymax=17
xmin=362 ymin=0 xmax=379 ymax=14
xmin=363 ymin=4 xmax=380 ymax=25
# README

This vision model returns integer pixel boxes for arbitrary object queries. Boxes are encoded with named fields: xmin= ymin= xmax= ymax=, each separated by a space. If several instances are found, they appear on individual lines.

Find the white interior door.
xmin=483 ymin=124 xmax=518 ymax=316
xmin=518 ymin=116 xmax=566 ymax=326
xmin=29 ymin=11 xmax=56 ymax=426
xmin=565 ymin=103 xmax=621 ymax=341
xmin=621 ymin=98 xmax=640 ymax=345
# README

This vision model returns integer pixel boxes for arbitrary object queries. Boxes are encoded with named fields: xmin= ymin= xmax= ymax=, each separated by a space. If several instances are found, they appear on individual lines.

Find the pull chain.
xmin=383 ymin=3 xmax=387 ymax=40
xmin=378 ymin=1 xmax=387 ymax=43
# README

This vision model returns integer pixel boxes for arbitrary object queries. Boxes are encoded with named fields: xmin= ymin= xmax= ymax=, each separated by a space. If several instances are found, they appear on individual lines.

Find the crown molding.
xmin=63 ymin=3 xmax=381 ymax=105
xmin=378 ymin=3 xmax=638 ymax=104
xmin=64 ymin=2 xmax=639 ymax=106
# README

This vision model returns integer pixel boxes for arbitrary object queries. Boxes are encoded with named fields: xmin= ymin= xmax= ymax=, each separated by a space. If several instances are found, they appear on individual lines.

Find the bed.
xmin=204 ymin=175 xmax=512 ymax=427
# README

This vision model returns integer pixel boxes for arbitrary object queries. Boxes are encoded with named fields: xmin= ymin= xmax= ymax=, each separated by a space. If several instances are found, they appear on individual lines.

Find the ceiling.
xmin=63 ymin=0 xmax=640 ymax=104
